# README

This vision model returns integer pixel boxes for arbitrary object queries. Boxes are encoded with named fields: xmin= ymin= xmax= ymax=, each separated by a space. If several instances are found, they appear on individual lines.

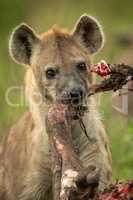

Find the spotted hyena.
xmin=0 ymin=15 xmax=112 ymax=200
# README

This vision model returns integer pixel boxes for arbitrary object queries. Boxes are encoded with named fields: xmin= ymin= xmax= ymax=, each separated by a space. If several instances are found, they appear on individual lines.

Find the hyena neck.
xmin=71 ymin=99 xmax=101 ymax=140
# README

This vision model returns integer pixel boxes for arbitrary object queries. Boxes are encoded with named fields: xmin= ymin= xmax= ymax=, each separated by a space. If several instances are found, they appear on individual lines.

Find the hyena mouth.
xmin=69 ymin=104 xmax=88 ymax=120
xmin=57 ymin=91 xmax=88 ymax=119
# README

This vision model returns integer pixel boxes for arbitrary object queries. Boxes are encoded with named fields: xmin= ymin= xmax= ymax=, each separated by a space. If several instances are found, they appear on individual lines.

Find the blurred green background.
xmin=0 ymin=0 xmax=133 ymax=180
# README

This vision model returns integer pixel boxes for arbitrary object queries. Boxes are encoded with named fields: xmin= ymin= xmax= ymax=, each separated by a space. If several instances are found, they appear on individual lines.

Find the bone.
xmin=45 ymin=104 xmax=100 ymax=200
xmin=89 ymin=62 xmax=133 ymax=96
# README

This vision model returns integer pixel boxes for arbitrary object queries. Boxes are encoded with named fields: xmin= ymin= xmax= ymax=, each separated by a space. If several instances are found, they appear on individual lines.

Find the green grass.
xmin=0 ymin=0 xmax=133 ymax=179
xmin=100 ymin=93 xmax=133 ymax=179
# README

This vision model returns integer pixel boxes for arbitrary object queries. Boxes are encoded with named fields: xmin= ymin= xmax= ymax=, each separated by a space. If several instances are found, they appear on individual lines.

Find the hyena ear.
xmin=72 ymin=15 xmax=104 ymax=54
xmin=9 ymin=23 xmax=39 ymax=65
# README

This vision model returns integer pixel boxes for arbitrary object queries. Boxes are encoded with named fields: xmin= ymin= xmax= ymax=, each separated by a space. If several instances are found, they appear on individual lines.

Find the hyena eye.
xmin=76 ymin=62 xmax=87 ymax=72
xmin=46 ymin=68 xmax=57 ymax=79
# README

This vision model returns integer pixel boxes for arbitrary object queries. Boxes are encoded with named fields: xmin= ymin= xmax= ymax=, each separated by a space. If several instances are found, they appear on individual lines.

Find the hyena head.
xmin=9 ymin=15 xmax=104 ymax=117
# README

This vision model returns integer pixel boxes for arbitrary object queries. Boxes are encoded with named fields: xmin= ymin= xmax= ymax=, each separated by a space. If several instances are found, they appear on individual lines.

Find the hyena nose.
xmin=70 ymin=88 xmax=84 ymax=105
